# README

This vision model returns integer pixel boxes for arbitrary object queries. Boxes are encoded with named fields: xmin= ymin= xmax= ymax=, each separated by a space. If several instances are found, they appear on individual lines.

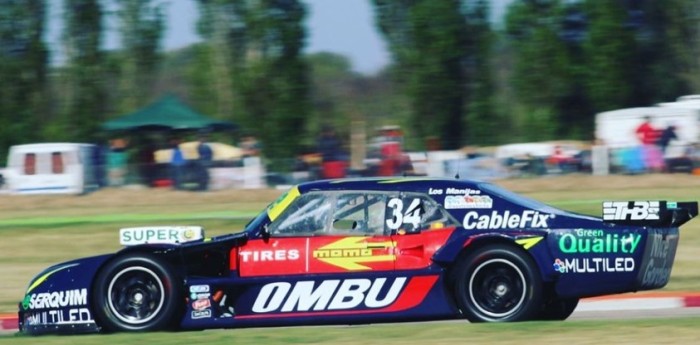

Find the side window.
xmin=51 ymin=152 xmax=64 ymax=174
xmin=23 ymin=153 xmax=36 ymax=175
xmin=331 ymin=194 xmax=387 ymax=235
xmin=385 ymin=194 xmax=455 ymax=234
xmin=270 ymin=193 xmax=331 ymax=236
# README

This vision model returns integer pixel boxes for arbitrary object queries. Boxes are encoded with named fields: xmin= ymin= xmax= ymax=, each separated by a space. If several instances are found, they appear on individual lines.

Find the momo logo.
xmin=313 ymin=237 xmax=394 ymax=270
xmin=252 ymin=277 xmax=407 ymax=313
xmin=462 ymin=210 xmax=551 ymax=230
xmin=603 ymin=201 xmax=660 ymax=221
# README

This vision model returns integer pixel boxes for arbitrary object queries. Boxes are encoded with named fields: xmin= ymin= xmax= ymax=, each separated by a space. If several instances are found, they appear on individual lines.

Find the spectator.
xmin=635 ymin=116 xmax=660 ymax=145
xmin=170 ymin=137 xmax=185 ymax=190
xmin=197 ymin=133 xmax=213 ymax=191
xmin=546 ymin=145 xmax=577 ymax=173
xmin=658 ymin=124 xmax=678 ymax=154
xmin=137 ymin=139 xmax=157 ymax=187
xmin=635 ymin=116 xmax=664 ymax=172
xmin=240 ymin=134 xmax=261 ymax=158
xmin=317 ymin=125 xmax=346 ymax=179
xmin=107 ymin=138 xmax=129 ymax=186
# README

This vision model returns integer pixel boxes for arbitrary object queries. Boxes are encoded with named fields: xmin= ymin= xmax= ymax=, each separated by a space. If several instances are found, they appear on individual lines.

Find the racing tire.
xmin=92 ymin=254 xmax=183 ymax=332
xmin=538 ymin=298 xmax=579 ymax=321
xmin=452 ymin=245 xmax=542 ymax=322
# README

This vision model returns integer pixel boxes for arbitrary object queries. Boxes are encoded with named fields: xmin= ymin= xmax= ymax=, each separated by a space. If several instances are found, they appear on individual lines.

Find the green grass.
xmin=1 ymin=318 xmax=700 ymax=344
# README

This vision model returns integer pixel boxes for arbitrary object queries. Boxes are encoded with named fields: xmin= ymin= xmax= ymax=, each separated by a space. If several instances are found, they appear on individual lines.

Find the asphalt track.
xmin=1 ymin=292 xmax=699 ymax=334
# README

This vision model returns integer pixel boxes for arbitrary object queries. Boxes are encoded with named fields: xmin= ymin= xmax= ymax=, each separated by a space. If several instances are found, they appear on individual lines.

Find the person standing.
xmin=317 ymin=125 xmax=346 ymax=179
xmin=197 ymin=133 xmax=213 ymax=191
xmin=635 ymin=116 xmax=663 ymax=172
xmin=658 ymin=124 xmax=678 ymax=154
xmin=170 ymin=137 xmax=185 ymax=190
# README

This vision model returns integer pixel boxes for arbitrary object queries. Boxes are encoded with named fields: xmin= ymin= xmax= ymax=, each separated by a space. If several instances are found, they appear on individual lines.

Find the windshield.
xmin=244 ymin=186 xmax=301 ymax=234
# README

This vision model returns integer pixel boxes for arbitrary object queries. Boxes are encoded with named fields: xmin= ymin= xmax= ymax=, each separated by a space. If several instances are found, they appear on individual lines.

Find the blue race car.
xmin=18 ymin=177 xmax=697 ymax=334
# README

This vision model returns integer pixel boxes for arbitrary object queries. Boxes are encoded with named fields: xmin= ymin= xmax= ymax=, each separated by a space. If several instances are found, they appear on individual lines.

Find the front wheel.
xmin=452 ymin=245 xmax=542 ymax=322
xmin=92 ymin=254 xmax=183 ymax=332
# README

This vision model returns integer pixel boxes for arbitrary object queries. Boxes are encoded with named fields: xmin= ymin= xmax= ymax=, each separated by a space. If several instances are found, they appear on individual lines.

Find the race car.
xmin=18 ymin=177 xmax=698 ymax=334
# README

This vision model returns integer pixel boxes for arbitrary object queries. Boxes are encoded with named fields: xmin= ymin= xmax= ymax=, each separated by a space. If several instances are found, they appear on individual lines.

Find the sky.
xmin=47 ymin=0 xmax=511 ymax=75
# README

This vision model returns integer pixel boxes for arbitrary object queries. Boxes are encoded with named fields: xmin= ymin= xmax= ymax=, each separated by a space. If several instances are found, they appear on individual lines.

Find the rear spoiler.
xmin=602 ymin=201 xmax=698 ymax=227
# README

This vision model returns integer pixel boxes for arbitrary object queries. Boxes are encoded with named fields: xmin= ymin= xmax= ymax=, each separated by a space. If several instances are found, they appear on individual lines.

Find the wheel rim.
xmin=468 ymin=258 xmax=527 ymax=320
xmin=107 ymin=266 xmax=165 ymax=325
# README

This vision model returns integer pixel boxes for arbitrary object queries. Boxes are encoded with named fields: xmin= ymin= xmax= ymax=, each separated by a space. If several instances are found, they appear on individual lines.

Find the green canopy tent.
xmin=102 ymin=94 xmax=236 ymax=131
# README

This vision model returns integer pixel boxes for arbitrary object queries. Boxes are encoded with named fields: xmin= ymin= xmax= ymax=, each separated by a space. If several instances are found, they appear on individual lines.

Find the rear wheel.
xmin=452 ymin=245 xmax=542 ymax=322
xmin=93 ymin=254 xmax=183 ymax=332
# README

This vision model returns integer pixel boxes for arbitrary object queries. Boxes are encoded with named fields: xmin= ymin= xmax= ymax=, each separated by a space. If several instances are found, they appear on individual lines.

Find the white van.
xmin=1 ymin=143 xmax=98 ymax=194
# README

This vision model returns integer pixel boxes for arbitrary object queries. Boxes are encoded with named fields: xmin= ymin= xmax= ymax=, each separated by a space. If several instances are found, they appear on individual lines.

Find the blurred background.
xmin=1 ymin=0 xmax=699 ymax=194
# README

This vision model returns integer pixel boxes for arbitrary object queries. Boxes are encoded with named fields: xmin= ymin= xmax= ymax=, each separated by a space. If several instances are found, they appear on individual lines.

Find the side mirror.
xmin=261 ymin=223 xmax=270 ymax=241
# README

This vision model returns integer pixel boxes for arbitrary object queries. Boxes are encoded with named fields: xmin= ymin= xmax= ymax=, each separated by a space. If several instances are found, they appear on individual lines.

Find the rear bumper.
xmin=635 ymin=227 xmax=680 ymax=290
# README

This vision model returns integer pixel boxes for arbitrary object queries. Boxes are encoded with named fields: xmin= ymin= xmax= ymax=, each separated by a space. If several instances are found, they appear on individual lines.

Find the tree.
xmin=0 ymin=0 xmax=48 ymax=161
xmin=244 ymin=0 xmax=309 ymax=161
xmin=193 ymin=0 xmax=247 ymax=120
xmin=463 ymin=0 xmax=502 ymax=145
xmin=581 ymin=0 xmax=637 ymax=112
xmin=58 ymin=0 xmax=105 ymax=142
xmin=195 ymin=0 xmax=310 ymax=163
xmin=115 ymin=0 xmax=165 ymax=112
xmin=665 ymin=0 xmax=700 ymax=94
xmin=505 ymin=0 xmax=574 ymax=141
xmin=637 ymin=0 xmax=700 ymax=99
xmin=373 ymin=0 xmax=468 ymax=150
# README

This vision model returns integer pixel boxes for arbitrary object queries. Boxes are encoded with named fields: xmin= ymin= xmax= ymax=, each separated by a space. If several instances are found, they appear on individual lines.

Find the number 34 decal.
xmin=386 ymin=198 xmax=422 ymax=230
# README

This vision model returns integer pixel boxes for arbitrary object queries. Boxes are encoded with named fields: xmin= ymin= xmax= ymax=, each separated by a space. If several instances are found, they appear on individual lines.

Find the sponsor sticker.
xmin=429 ymin=188 xmax=481 ymax=195
xmin=190 ymin=292 xmax=210 ymax=300
xmin=189 ymin=285 xmax=210 ymax=293
xmin=252 ymin=277 xmax=407 ymax=313
xmin=24 ymin=308 xmax=93 ymax=325
xmin=119 ymin=226 xmax=204 ymax=246
xmin=462 ymin=210 xmax=551 ymax=229
xmin=553 ymin=257 xmax=635 ymax=273
xmin=312 ymin=237 xmax=394 ymax=270
xmin=24 ymin=288 xmax=88 ymax=310
xmin=444 ymin=195 xmax=493 ymax=209
xmin=192 ymin=298 xmax=211 ymax=311
xmin=192 ymin=310 xmax=212 ymax=319
xmin=240 ymin=249 xmax=300 ymax=262
xmin=603 ymin=201 xmax=660 ymax=221
xmin=639 ymin=231 xmax=678 ymax=288
xmin=558 ymin=231 xmax=641 ymax=254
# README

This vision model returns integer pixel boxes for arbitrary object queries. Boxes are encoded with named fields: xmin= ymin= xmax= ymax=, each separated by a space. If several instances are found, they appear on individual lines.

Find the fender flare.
xmin=432 ymin=231 xmax=557 ymax=283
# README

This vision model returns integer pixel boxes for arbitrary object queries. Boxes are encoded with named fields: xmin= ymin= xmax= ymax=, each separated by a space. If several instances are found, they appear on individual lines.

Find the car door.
xmin=386 ymin=193 xmax=459 ymax=270
xmin=238 ymin=191 xmax=395 ymax=277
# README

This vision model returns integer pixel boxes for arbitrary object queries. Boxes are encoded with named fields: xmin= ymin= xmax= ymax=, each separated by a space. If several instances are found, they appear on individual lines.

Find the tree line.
xmin=1 ymin=0 xmax=699 ymax=164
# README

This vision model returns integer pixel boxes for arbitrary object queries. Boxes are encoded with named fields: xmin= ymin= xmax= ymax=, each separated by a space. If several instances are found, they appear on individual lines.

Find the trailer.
xmin=1 ymin=143 xmax=98 ymax=194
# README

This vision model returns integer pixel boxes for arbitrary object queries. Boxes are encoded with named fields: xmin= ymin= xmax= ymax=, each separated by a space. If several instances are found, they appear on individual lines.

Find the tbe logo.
xmin=603 ymin=201 xmax=660 ymax=221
